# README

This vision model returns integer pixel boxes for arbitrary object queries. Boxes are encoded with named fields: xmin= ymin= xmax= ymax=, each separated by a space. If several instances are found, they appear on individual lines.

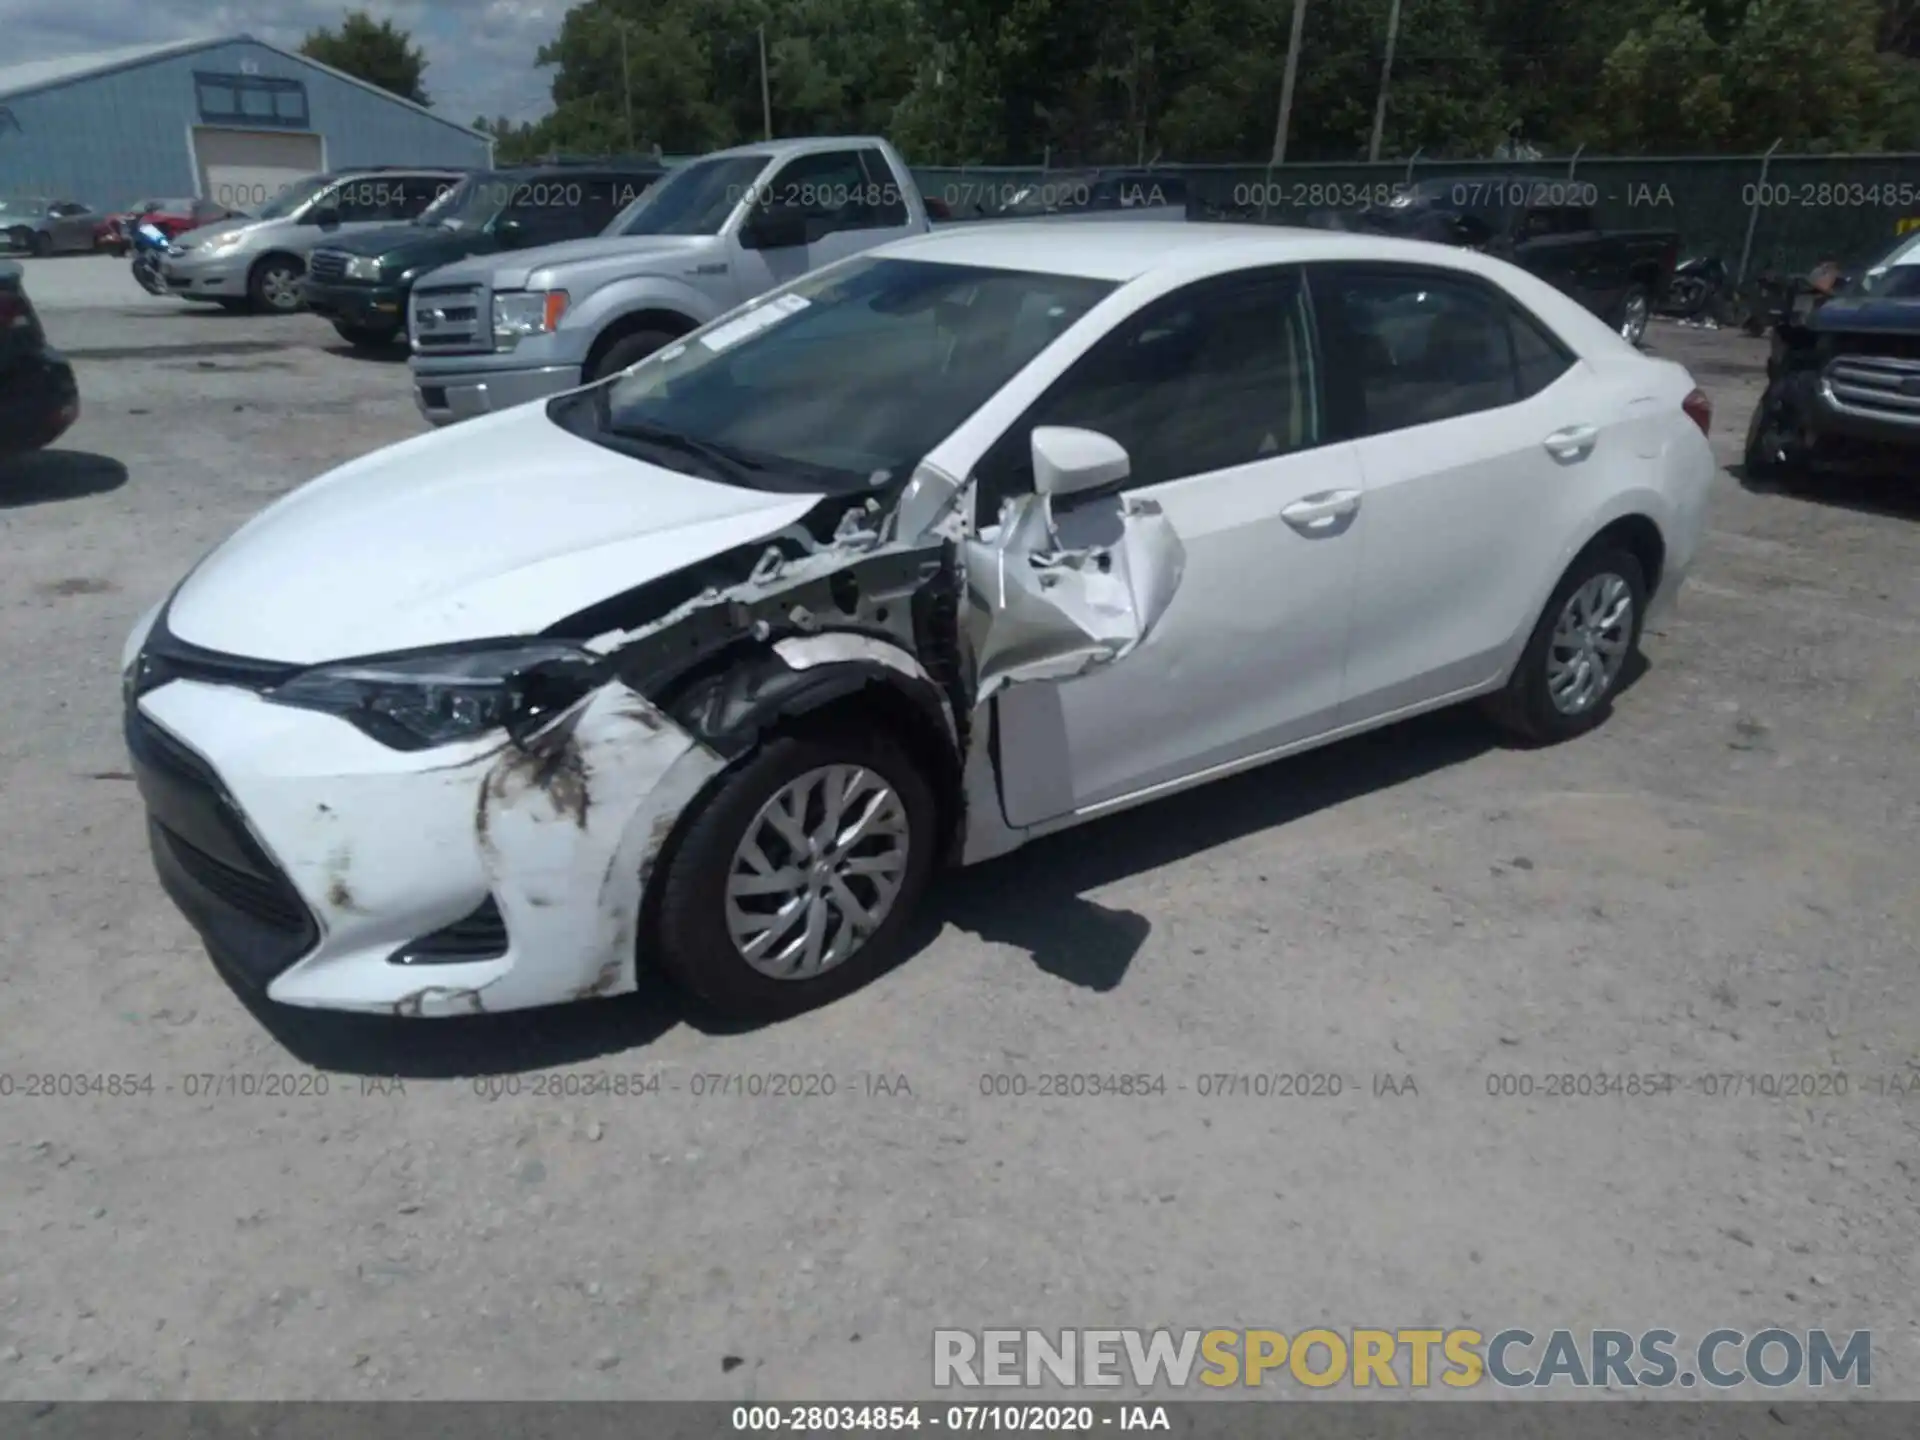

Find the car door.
xmin=727 ymin=147 xmax=920 ymax=302
xmin=1307 ymin=261 xmax=1585 ymax=722
xmin=970 ymin=266 xmax=1368 ymax=824
xmin=50 ymin=202 xmax=92 ymax=251
xmin=1509 ymin=205 xmax=1593 ymax=308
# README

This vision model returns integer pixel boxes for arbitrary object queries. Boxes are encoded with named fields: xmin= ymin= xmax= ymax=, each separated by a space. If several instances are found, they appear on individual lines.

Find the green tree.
xmin=301 ymin=9 xmax=431 ymax=106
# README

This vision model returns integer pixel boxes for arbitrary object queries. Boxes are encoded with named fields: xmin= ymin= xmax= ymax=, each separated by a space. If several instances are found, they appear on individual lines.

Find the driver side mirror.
xmin=309 ymin=205 xmax=341 ymax=229
xmin=494 ymin=216 xmax=528 ymax=247
xmin=740 ymin=203 xmax=809 ymax=250
xmin=1031 ymin=425 xmax=1130 ymax=500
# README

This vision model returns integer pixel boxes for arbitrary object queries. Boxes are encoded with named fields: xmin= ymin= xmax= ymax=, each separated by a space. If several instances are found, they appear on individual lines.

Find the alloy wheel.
xmin=723 ymin=764 xmax=912 ymax=980
xmin=261 ymin=265 xmax=301 ymax=311
xmin=1619 ymin=292 xmax=1649 ymax=345
xmin=1546 ymin=573 xmax=1633 ymax=715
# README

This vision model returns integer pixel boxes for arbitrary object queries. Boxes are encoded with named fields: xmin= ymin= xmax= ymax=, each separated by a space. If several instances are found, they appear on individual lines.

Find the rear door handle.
xmin=1544 ymin=424 xmax=1599 ymax=460
xmin=1280 ymin=488 xmax=1362 ymax=534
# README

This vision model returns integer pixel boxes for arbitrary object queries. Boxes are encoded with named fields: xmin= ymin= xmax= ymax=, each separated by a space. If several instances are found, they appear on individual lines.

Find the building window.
xmin=195 ymin=72 xmax=309 ymax=128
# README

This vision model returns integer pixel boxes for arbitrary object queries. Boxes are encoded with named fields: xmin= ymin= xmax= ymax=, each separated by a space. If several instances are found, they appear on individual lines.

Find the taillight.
xmin=1682 ymin=386 xmax=1711 ymax=436
xmin=0 ymin=292 xmax=25 ymax=332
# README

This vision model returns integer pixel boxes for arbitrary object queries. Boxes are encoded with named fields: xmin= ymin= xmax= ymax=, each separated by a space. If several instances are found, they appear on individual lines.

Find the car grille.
xmin=410 ymin=283 xmax=487 ymax=354
xmin=1823 ymin=353 xmax=1920 ymax=426
xmin=308 ymin=249 xmax=349 ymax=283
xmin=126 ymin=703 xmax=320 ymax=988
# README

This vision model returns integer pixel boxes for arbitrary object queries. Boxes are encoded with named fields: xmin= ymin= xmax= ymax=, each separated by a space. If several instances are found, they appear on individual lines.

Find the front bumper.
xmin=303 ymin=279 xmax=407 ymax=332
xmin=126 ymin=674 xmax=723 ymax=1016
xmin=162 ymin=248 xmax=247 ymax=297
xmin=1768 ymin=364 xmax=1920 ymax=470
xmin=410 ymin=361 xmax=582 ymax=427
xmin=0 ymin=350 xmax=78 ymax=456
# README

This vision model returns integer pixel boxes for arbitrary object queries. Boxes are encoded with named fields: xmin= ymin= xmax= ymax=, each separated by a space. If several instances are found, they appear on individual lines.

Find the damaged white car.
xmin=123 ymin=223 xmax=1715 ymax=1020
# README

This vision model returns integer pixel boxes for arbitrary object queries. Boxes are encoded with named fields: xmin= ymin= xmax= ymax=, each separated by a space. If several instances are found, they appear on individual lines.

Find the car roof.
xmin=874 ymin=221 xmax=1524 ymax=284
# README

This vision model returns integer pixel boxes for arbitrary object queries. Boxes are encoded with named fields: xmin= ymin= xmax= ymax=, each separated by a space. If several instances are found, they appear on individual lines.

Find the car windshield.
xmin=413 ymin=173 xmax=507 ymax=228
xmin=257 ymin=176 xmax=331 ymax=221
xmin=610 ymin=155 xmax=768 ymax=236
xmin=1844 ymin=233 xmax=1920 ymax=298
xmin=580 ymin=257 xmax=1115 ymax=493
xmin=413 ymin=176 xmax=477 ymax=226
xmin=0 ymin=197 xmax=50 ymax=215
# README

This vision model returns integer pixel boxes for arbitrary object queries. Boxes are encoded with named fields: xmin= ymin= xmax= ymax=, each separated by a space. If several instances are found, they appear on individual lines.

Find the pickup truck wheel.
xmin=248 ymin=256 xmax=304 ymax=314
xmin=1483 ymin=547 xmax=1646 ymax=746
xmin=588 ymin=327 xmax=678 ymax=383
xmin=1742 ymin=392 xmax=1808 ymax=488
xmin=1614 ymin=285 xmax=1650 ymax=346
xmin=331 ymin=318 xmax=402 ymax=349
xmin=651 ymin=726 xmax=938 ymax=1022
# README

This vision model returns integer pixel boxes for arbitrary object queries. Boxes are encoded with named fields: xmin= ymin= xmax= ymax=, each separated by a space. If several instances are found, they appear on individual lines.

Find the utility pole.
xmin=759 ymin=25 xmax=772 ymax=141
xmin=1270 ymin=0 xmax=1308 ymax=166
xmin=618 ymin=21 xmax=634 ymax=152
xmin=1367 ymin=0 xmax=1402 ymax=163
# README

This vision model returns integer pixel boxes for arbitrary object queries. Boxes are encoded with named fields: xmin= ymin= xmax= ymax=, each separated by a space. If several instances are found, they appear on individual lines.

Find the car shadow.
xmin=233 ymin=969 xmax=685 ymax=1079
xmin=320 ymin=342 xmax=410 ymax=365
xmin=243 ymin=706 xmax=1501 ymax=1076
xmin=0 ymin=449 xmax=128 ymax=507
xmin=1732 ymin=463 xmax=1920 ymax=521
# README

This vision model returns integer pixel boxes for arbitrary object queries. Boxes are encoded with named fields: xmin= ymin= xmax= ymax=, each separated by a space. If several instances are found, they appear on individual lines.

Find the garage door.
xmin=192 ymin=129 xmax=325 ymax=214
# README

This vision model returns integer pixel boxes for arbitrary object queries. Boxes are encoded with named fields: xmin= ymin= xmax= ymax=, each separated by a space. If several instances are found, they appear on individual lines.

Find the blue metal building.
xmin=0 ymin=35 xmax=493 ymax=214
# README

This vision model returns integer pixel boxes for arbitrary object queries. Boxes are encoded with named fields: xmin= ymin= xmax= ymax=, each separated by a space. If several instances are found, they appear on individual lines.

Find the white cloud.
xmin=6 ymin=0 xmax=565 ymax=124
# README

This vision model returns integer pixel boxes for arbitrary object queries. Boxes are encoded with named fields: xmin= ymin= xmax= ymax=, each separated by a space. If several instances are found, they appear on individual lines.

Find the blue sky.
xmin=6 ymin=1 xmax=565 ymax=125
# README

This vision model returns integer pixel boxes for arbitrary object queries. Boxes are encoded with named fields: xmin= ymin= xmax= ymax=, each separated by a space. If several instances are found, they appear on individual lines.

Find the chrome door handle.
xmin=1280 ymin=489 xmax=1362 ymax=534
xmin=1543 ymin=424 xmax=1599 ymax=460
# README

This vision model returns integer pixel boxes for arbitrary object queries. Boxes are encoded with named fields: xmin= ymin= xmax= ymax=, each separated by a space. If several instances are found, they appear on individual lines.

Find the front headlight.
xmin=203 ymin=230 xmax=249 ymax=253
xmin=345 ymin=255 xmax=384 ymax=282
xmin=492 ymin=289 xmax=569 ymax=350
xmin=266 ymin=642 xmax=604 ymax=751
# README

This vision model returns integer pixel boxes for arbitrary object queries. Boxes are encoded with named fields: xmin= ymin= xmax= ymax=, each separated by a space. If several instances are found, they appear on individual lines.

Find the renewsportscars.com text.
xmin=933 ymin=1328 xmax=1872 ymax=1390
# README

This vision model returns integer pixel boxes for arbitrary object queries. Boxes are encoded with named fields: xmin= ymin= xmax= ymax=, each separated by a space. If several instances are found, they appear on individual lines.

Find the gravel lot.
xmin=1 ymin=254 xmax=1915 ymax=1401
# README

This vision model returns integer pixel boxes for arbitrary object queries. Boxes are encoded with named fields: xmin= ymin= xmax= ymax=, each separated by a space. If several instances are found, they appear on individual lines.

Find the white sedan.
xmin=122 ymin=223 xmax=1715 ymax=1021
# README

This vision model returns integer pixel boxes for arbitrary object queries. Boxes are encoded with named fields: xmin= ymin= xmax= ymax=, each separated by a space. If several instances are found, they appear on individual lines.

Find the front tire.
xmin=587 ymin=327 xmax=678 ymax=383
xmin=653 ymin=726 xmax=938 ymax=1022
xmin=248 ymin=255 xmax=304 ymax=314
xmin=1743 ymin=388 xmax=1808 ymax=488
xmin=1484 ymin=547 xmax=1647 ymax=745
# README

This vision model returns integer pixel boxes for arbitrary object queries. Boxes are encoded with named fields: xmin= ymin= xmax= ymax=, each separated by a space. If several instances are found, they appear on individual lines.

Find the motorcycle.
xmin=1660 ymin=255 xmax=1728 ymax=320
xmin=129 ymin=219 xmax=169 ymax=296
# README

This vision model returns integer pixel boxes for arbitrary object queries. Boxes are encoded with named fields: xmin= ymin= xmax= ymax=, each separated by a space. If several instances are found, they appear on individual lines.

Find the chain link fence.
xmin=908 ymin=151 xmax=1920 ymax=277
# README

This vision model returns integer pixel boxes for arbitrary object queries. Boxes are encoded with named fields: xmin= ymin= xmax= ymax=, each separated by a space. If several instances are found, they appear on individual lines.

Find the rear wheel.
xmin=587 ymin=327 xmax=678 ymax=383
xmin=1484 ymin=547 xmax=1646 ymax=745
xmin=29 ymin=229 xmax=52 ymax=258
xmin=652 ymin=726 xmax=938 ymax=1022
xmin=1614 ymin=285 xmax=1650 ymax=346
xmin=248 ymin=255 xmax=304 ymax=313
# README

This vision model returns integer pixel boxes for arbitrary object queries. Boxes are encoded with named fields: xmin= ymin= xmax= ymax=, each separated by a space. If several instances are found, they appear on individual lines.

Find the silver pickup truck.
xmin=406 ymin=137 xmax=1193 ymax=425
xmin=407 ymin=137 xmax=931 ymax=426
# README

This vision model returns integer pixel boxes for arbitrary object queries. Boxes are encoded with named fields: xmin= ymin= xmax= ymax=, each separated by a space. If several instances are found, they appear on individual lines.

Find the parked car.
xmin=124 ymin=223 xmax=1713 ymax=1022
xmin=0 ymin=196 xmax=101 ymax=256
xmin=99 ymin=197 xmax=244 ymax=256
xmin=409 ymin=142 xmax=1197 ymax=427
xmin=301 ymin=161 xmax=666 ymax=349
xmin=1306 ymin=176 xmax=1680 ymax=345
xmin=1744 ymin=230 xmax=1920 ymax=483
xmin=0 ymin=259 xmax=78 ymax=456
xmin=159 ymin=167 xmax=470 ymax=314
xmin=408 ymin=138 xmax=937 ymax=426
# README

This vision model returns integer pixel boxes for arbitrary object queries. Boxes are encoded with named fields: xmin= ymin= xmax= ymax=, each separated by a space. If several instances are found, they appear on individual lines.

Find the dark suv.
xmin=302 ymin=161 xmax=667 ymax=348
xmin=0 ymin=259 xmax=78 ymax=457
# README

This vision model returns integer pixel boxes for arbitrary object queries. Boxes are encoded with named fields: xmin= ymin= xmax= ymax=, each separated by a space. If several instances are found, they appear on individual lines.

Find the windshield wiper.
xmin=595 ymin=396 xmax=768 ymax=482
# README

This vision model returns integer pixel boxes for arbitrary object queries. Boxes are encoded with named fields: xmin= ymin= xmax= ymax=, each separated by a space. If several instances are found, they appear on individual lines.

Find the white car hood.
xmin=173 ymin=217 xmax=255 ymax=250
xmin=432 ymin=234 xmax=713 ymax=290
xmin=167 ymin=405 xmax=822 ymax=665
